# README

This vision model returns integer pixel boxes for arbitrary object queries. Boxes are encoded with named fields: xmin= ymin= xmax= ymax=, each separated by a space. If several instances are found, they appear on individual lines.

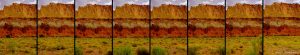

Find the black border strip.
xmin=149 ymin=0 xmax=152 ymax=54
xmin=74 ymin=0 xmax=76 ymax=55
xmin=262 ymin=0 xmax=264 ymax=54
xmin=224 ymin=0 xmax=227 ymax=54
xmin=186 ymin=0 xmax=189 ymax=55
xmin=111 ymin=0 xmax=114 ymax=54
xmin=36 ymin=0 xmax=39 ymax=55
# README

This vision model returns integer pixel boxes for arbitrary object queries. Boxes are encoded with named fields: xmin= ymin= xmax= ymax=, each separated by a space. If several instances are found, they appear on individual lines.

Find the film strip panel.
xmin=188 ymin=0 xmax=225 ymax=55
xmin=38 ymin=0 xmax=75 ymax=54
xmin=151 ymin=0 xmax=188 ymax=55
xmin=226 ymin=0 xmax=263 ymax=55
xmin=264 ymin=0 xmax=300 ymax=55
xmin=75 ymin=0 xmax=113 ymax=55
xmin=0 ymin=0 xmax=37 ymax=54
xmin=113 ymin=0 xmax=150 ymax=55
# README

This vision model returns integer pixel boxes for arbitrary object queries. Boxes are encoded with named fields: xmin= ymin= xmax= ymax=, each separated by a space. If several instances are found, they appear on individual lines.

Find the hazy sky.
xmin=227 ymin=0 xmax=262 ymax=6
xmin=151 ymin=0 xmax=187 ymax=8
xmin=189 ymin=0 xmax=224 ymax=6
xmin=38 ymin=0 xmax=74 ymax=9
xmin=0 ymin=0 xmax=36 ymax=10
xmin=265 ymin=0 xmax=300 ymax=5
xmin=1 ymin=0 xmax=300 ymax=10
xmin=113 ymin=0 xmax=149 ymax=10
xmin=76 ymin=0 xmax=111 ymax=10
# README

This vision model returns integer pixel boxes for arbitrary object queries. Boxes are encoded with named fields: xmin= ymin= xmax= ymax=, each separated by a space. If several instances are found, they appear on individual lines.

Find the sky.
xmin=0 ymin=0 xmax=36 ymax=10
xmin=265 ymin=0 xmax=300 ymax=5
xmin=1 ymin=0 xmax=300 ymax=10
xmin=189 ymin=0 xmax=224 ymax=6
xmin=227 ymin=0 xmax=262 ymax=6
xmin=38 ymin=0 xmax=74 ymax=9
xmin=151 ymin=0 xmax=187 ymax=8
xmin=76 ymin=0 xmax=111 ymax=10
xmin=113 ymin=0 xmax=149 ymax=10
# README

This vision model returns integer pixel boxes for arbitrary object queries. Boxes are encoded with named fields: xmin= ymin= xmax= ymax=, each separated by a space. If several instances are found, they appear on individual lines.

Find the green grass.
xmin=152 ymin=47 xmax=167 ymax=55
xmin=189 ymin=37 xmax=224 ymax=55
xmin=114 ymin=46 xmax=133 ymax=55
xmin=75 ymin=46 xmax=83 ymax=55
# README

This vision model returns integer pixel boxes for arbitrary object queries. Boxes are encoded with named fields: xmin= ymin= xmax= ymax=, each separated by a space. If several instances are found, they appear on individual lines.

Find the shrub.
xmin=151 ymin=47 xmax=166 ymax=55
xmin=217 ymin=47 xmax=226 ymax=55
xmin=247 ymin=38 xmax=261 ymax=55
xmin=75 ymin=46 xmax=83 ymax=55
xmin=137 ymin=47 xmax=150 ymax=55
xmin=8 ymin=40 xmax=17 ymax=54
xmin=114 ymin=46 xmax=132 ymax=55
xmin=188 ymin=47 xmax=199 ymax=55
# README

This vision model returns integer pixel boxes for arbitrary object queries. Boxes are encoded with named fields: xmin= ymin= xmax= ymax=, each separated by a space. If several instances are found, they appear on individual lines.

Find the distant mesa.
xmin=114 ymin=4 xmax=149 ymax=19
xmin=0 ymin=10 xmax=3 ymax=18
xmin=1 ymin=3 xmax=36 ymax=18
xmin=76 ymin=4 xmax=112 ymax=19
xmin=152 ymin=4 xmax=187 ymax=19
xmin=226 ymin=3 xmax=262 ymax=19
xmin=189 ymin=4 xmax=224 ymax=19
xmin=265 ymin=2 xmax=300 ymax=18
xmin=38 ymin=3 xmax=74 ymax=18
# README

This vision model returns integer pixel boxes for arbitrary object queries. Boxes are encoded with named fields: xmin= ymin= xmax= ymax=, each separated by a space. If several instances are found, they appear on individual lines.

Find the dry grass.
xmin=264 ymin=36 xmax=300 ymax=55
xmin=38 ymin=37 xmax=74 ymax=55
xmin=188 ymin=37 xmax=225 ymax=55
xmin=226 ymin=37 xmax=262 ymax=55
xmin=0 ymin=38 xmax=36 ymax=55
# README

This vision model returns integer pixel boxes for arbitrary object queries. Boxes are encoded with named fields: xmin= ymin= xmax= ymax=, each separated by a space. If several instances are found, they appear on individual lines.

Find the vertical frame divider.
xmin=73 ymin=0 xmax=76 ymax=54
xmin=149 ymin=0 xmax=152 ymax=55
xmin=186 ymin=0 xmax=189 ymax=55
xmin=224 ymin=0 xmax=227 ymax=54
xmin=262 ymin=0 xmax=264 ymax=54
xmin=111 ymin=0 xmax=114 ymax=54
xmin=36 ymin=0 xmax=39 ymax=54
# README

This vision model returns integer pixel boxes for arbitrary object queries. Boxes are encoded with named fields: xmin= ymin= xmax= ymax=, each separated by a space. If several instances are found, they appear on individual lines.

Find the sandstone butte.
xmin=114 ymin=4 xmax=149 ymax=19
xmin=226 ymin=3 xmax=262 ymax=19
xmin=264 ymin=3 xmax=300 ymax=36
xmin=0 ymin=10 xmax=3 ymax=18
xmin=189 ymin=4 xmax=225 ymax=19
xmin=76 ymin=4 xmax=112 ymax=19
xmin=265 ymin=2 xmax=300 ymax=18
xmin=151 ymin=4 xmax=187 ymax=19
xmin=0 ymin=3 xmax=36 ymax=18
xmin=38 ymin=3 xmax=74 ymax=18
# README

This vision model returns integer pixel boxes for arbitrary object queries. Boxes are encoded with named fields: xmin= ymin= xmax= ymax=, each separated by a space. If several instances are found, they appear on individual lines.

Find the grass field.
xmin=1 ymin=36 xmax=299 ymax=55
xmin=0 ymin=38 xmax=36 ymax=55
xmin=226 ymin=37 xmax=262 ymax=55
xmin=264 ymin=36 xmax=300 ymax=55
xmin=151 ymin=38 xmax=187 ymax=55
xmin=188 ymin=37 xmax=225 ymax=55
xmin=76 ymin=38 xmax=112 ymax=55
xmin=38 ymin=37 xmax=74 ymax=55
xmin=113 ymin=38 xmax=149 ymax=55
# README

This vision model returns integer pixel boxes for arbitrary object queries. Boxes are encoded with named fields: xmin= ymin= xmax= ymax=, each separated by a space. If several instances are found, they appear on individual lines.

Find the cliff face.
xmin=0 ymin=10 xmax=3 ymax=18
xmin=2 ymin=3 xmax=36 ymax=18
xmin=189 ymin=5 xmax=225 ymax=19
xmin=265 ymin=3 xmax=300 ymax=18
xmin=114 ymin=4 xmax=149 ymax=19
xmin=76 ymin=5 xmax=112 ymax=19
xmin=151 ymin=4 xmax=187 ymax=19
xmin=39 ymin=3 xmax=74 ymax=18
xmin=226 ymin=3 xmax=262 ymax=18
